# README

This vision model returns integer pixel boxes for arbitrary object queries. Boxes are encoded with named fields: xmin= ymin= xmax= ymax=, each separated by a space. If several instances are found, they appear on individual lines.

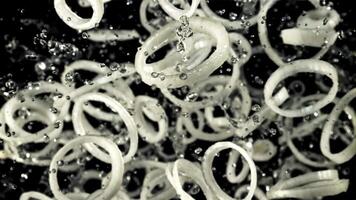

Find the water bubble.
xmin=109 ymin=62 xmax=120 ymax=71
xmin=179 ymin=73 xmax=188 ymax=80
xmin=194 ymin=147 xmax=203 ymax=154
xmin=151 ymin=72 xmax=159 ymax=78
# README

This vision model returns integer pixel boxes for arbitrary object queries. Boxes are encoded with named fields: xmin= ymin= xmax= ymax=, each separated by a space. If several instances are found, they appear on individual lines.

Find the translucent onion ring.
xmin=226 ymin=151 xmax=250 ymax=184
xmin=135 ymin=17 xmax=229 ymax=89
xmin=72 ymin=92 xmax=138 ymax=163
xmin=202 ymin=141 xmax=257 ymax=200
xmin=158 ymin=0 xmax=200 ymax=20
xmin=54 ymin=0 xmax=104 ymax=30
xmin=257 ymin=0 xmax=338 ymax=67
xmin=267 ymin=170 xmax=349 ymax=199
xmin=264 ymin=59 xmax=338 ymax=118
xmin=49 ymin=136 xmax=124 ymax=200
xmin=321 ymin=88 xmax=356 ymax=164
xmin=1 ymin=82 xmax=70 ymax=144
xmin=134 ymin=95 xmax=168 ymax=143
xmin=166 ymin=159 xmax=215 ymax=200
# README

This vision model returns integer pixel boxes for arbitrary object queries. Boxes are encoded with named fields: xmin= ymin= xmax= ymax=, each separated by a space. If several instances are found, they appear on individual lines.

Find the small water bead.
xmin=56 ymin=160 xmax=64 ymax=166
xmin=194 ymin=147 xmax=203 ymax=154
xmin=268 ymin=128 xmax=277 ymax=136
xmin=251 ymin=104 xmax=261 ymax=112
xmin=43 ymin=134 xmax=50 ymax=141
xmin=175 ymin=63 xmax=182 ymax=72
xmin=53 ymin=120 xmax=62 ymax=129
xmin=252 ymin=114 xmax=260 ymax=123
xmin=64 ymin=72 xmax=75 ymax=84
xmin=176 ymin=41 xmax=185 ymax=53
xmin=20 ymin=173 xmax=28 ymax=180
xmin=159 ymin=73 xmax=166 ymax=81
xmin=188 ymin=183 xmax=201 ymax=195
xmin=179 ymin=73 xmax=188 ymax=80
xmin=5 ymin=80 xmax=17 ymax=90
xmin=25 ymin=52 xmax=39 ymax=61
xmin=109 ymin=62 xmax=120 ymax=71
xmin=185 ymin=92 xmax=198 ymax=102
xmin=35 ymin=62 xmax=47 ymax=71
xmin=49 ymin=107 xmax=58 ymax=114
xmin=254 ymin=76 xmax=264 ymax=85
xmin=81 ymin=32 xmax=89 ymax=39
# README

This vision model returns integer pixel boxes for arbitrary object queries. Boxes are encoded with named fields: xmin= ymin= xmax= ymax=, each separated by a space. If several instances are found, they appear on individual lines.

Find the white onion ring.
xmin=158 ymin=0 xmax=200 ymax=20
xmin=264 ymin=59 xmax=338 ymax=117
xmin=54 ymin=0 xmax=104 ymax=30
xmin=72 ymin=92 xmax=138 ymax=163
xmin=202 ymin=141 xmax=257 ymax=200
xmin=258 ymin=0 xmax=338 ymax=67
xmin=135 ymin=17 xmax=229 ymax=89
xmin=49 ymin=136 xmax=124 ymax=200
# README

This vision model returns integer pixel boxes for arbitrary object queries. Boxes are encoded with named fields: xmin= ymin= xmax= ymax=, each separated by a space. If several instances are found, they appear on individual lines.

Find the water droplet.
xmin=179 ymin=73 xmax=188 ymax=80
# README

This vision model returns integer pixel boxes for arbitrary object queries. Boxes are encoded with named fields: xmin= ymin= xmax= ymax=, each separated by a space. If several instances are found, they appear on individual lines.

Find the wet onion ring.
xmin=321 ymin=88 xmax=356 ymax=164
xmin=49 ymin=136 xmax=124 ymax=200
xmin=72 ymin=92 xmax=138 ymax=163
xmin=264 ymin=59 xmax=338 ymax=117
xmin=202 ymin=141 xmax=257 ymax=200
xmin=54 ymin=0 xmax=104 ymax=30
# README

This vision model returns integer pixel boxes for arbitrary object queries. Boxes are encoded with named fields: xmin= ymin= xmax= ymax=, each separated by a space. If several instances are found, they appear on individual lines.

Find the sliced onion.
xmin=72 ymin=92 xmax=138 ymax=163
xmin=135 ymin=17 xmax=229 ymax=89
xmin=134 ymin=95 xmax=168 ymax=143
xmin=86 ymin=29 xmax=140 ymax=42
xmin=54 ymin=0 xmax=104 ymax=30
xmin=264 ymin=59 xmax=338 ymax=117
xmin=202 ymin=141 xmax=257 ymax=200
